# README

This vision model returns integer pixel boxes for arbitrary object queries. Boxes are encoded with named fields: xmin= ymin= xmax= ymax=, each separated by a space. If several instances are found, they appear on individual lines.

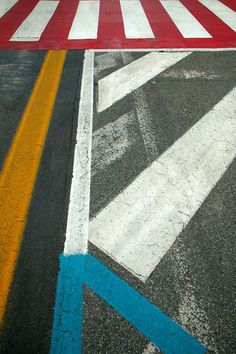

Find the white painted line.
xmin=199 ymin=0 xmax=236 ymax=32
xmin=142 ymin=342 xmax=160 ymax=354
xmin=120 ymin=0 xmax=154 ymax=39
xmin=98 ymin=52 xmax=190 ymax=112
xmin=0 ymin=0 xmax=18 ymax=17
xmin=68 ymin=0 xmax=100 ymax=39
xmin=10 ymin=1 xmax=58 ymax=41
xmin=89 ymin=87 xmax=236 ymax=281
xmin=160 ymin=0 xmax=212 ymax=38
xmin=64 ymin=51 xmax=94 ymax=255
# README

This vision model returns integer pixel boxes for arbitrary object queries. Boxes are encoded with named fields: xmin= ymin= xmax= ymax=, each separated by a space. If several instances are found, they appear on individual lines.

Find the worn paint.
xmin=92 ymin=111 xmax=136 ymax=176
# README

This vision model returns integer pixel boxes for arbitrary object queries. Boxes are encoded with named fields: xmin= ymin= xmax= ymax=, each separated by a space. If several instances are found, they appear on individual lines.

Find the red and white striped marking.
xmin=0 ymin=0 xmax=236 ymax=49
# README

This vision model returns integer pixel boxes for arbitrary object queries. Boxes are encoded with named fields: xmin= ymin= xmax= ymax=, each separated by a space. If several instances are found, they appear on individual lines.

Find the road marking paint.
xmin=120 ymin=0 xmax=154 ymax=39
xmin=92 ymin=111 xmax=135 ymax=176
xmin=0 ymin=50 xmax=66 ymax=324
xmin=199 ymin=0 xmax=236 ymax=32
xmin=0 ymin=0 xmax=18 ymax=17
xmin=68 ymin=0 xmax=100 ymax=39
xmin=63 ymin=51 xmax=94 ymax=255
xmin=50 ymin=255 xmax=85 ymax=354
xmin=98 ymin=52 xmax=190 ymax=112
xmin=89 ymin=86 xmax=236 ymax=282
xmin=51 ymin=254 xmax=205 ymax=354
xmin=10 ymin=1 xmax=59 ymax=41
xmin=1 ymin=1 xmax=236 ymax=49
xmin=142 ymin=342 xmax=159 ymax=354
xmin=94 ymin=52 xmax=119 ymax=77
xmin=160 ymin=0 xmax=211 ymax=38
xmin=121 ymin=52 xmax=159 ymax=162
xmin=159 ymin=69 xmax=220 ymax=80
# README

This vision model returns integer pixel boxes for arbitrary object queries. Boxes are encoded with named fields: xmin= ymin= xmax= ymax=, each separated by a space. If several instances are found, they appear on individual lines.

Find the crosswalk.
xmin=0 ymin=0 xmax=236 ymax=48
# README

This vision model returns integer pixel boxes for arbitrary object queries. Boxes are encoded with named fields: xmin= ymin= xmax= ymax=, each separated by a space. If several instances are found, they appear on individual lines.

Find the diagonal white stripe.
xmin=199 ymin=0 xmax=236 ymax=32
xmin=89 ymin=87 xmax=236 ymax=282
xmin=10 ymin=1 xmax=58 ymax=41
xmin=68 ymin=0 xmax=100 ymax=40
xmin=0 ymin=0 xmax=18 ymax=17
xmin=120 ymin=0 xmax=154 ymax=39
xmin=98 ymin=52 xmax=191 ymax=112
xmin=160 ymin=0 xmax=211 ymax=38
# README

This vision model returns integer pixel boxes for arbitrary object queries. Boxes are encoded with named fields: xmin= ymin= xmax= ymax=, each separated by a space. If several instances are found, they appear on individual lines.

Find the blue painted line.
xmin=50 ymin=254 xmax=85 ymax=354
xmin=50 ymin=254 xmax=206 ymax=354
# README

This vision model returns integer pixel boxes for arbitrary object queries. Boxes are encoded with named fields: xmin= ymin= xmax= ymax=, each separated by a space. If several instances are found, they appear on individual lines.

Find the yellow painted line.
xmin=0 ymin=50 xmax=66 ymax=325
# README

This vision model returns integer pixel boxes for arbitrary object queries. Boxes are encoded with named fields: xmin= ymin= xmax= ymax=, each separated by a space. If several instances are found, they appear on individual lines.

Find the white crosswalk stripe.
xmin=120 ymin=0 xmax=154 ymax=39
xmin=160 ymin=0 xmax=212 ymax=38
xmin=199 ymin=0 xmax=236 ymax=32
xmin=10 ymin=1 xmax=59 ymax=41
xmin=68 ymin=0 xmax=100 ymax=40
xmin=0 ymin=0 xmax=18 ymax=18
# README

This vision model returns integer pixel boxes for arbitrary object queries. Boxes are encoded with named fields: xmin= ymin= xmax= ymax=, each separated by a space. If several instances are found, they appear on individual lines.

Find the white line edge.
xmin=64 ymin=50 xmax=94 ymax=255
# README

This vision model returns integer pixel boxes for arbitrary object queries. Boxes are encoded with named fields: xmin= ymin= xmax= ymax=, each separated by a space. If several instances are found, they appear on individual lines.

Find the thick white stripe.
xmin=0 ymin=0 xmax=18 ymax=17
xmin=89 ymin=87 xmax=236 ymax=281
xmin=199 ymin=0 xmax=236 ymax=32
xmin=64 ymin=51 xmax=94 ymax=255
xmin=160 ymin=0 xmax=211 ymax=38
xmin=11 ymin=1 xmax=58 ymax=41
xmin=68 ymin=0 xmax=100 ymax=40
xmin=120 ymin=0 xmax=154 ymax=39
xmin=98 ymin=52 xmax=190 ymax=112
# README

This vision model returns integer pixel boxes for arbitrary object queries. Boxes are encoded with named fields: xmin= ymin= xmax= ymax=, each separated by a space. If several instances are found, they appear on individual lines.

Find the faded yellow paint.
xmin=0 ymin=50 xmax=66 ymax=325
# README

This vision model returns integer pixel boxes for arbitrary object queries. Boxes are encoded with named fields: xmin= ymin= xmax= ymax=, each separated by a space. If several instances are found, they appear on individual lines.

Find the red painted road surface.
xmin=0 ymin=0 xmax=236 ymax=49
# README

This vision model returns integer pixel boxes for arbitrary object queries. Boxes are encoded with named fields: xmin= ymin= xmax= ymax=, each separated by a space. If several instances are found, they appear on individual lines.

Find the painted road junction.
xmin=0 ymin=0 xmax=236 ymax=50
xmin=0 ymin=50 xmax=236 ymax=354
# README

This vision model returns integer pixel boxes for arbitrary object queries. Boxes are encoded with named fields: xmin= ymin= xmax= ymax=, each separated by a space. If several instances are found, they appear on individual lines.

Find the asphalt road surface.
xmin=0 ymin=49 xmax=235 ymax=354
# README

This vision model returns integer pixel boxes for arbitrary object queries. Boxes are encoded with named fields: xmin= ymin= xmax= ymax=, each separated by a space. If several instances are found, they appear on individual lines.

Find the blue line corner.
xmin=50 ymin=253 xmax=206 ymax=354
